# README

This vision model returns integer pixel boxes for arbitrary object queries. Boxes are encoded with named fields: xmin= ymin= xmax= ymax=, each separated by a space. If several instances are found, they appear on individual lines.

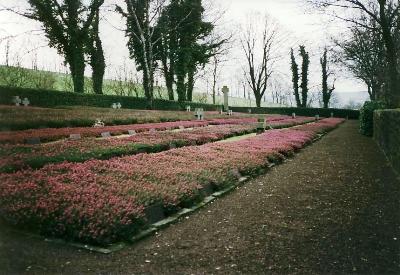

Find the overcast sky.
xmin=0 ymin=0 xmax=367 ymax=102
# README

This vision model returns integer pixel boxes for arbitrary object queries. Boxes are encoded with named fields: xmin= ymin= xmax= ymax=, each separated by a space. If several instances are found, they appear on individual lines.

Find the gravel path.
xmin=1 ymin=120 xmax=399 ymax=274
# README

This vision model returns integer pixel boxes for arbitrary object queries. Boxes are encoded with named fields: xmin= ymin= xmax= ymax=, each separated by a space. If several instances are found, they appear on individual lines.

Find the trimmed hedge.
xmin=360 ymin=101 xmax=386 ymax=136
xmin=0 ymin=86 xmax=221 ymax=111
xmin=0 ymin=86 xmax=360 ymax=119
xmin=231 ymin=106 xmax=360 ymax=119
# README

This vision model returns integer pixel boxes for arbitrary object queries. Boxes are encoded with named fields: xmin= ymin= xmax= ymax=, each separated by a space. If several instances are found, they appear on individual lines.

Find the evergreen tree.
xmin=290 ymin=48 xmax=301 ymax=107
xmin=299 ymin=45 xmax=310 ymax=107
xmin=321 ymin=48 xmax=335 ymax=108
xmin=26 ymin=0 xmax=104 ymax=93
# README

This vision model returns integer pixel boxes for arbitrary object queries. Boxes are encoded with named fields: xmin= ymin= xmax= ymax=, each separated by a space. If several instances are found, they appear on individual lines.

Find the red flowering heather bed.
xmin=0 ymin=124 xmax=256 ymax=172
xmin=0 ymin=118 xmax=344 ymax=245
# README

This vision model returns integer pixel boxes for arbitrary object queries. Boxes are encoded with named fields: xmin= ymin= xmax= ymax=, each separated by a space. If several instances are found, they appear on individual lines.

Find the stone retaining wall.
xmin=374 ymin=109 xmax=400 ymax=175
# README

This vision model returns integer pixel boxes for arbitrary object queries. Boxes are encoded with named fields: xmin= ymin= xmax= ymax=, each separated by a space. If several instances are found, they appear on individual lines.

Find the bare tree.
xmin=241 ymin=14 xmax=284 ymax=108
xmin=333 ymin=18 xmax=386 ymax=101
xmin=307 ymin=0 xmax=400 ymax=107
xmin=116 ymin=0 xmax=166 ymax=108
xmin=321 ymin=47 xmax=336 ymax=108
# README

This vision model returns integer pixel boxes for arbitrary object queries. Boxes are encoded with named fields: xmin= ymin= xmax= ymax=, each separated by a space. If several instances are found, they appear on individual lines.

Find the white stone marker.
xmin=101 ymin=132 xmax=111 ymax=138
xmin=292 ymin=113 xmax=296 ymax=119
xmin=186 ymin=106 xmax=191 ymax=112
xmin=128 ymin=130 xmax=137 ymax=135
xmin=22 ymin=98 xmax=30 ymax=107
xmin=222 ymin=86 xmax=229 ymax=112
xmin=69 ymin=134 xmax=81 ymax=140
xmin=13 ymin=96 xmax=21 ymax=106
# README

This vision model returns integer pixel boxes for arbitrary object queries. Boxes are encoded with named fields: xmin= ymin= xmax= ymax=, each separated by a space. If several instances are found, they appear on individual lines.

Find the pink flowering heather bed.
xmin=0 ymin=116 xmax=315 ymax=172
xmin=0 ymin=115 xmax=310 ymax=145
xmin=0 ymin=124 xmax=256 ymax=172
xmin=0 ymin=118 xmax=344 ymax=245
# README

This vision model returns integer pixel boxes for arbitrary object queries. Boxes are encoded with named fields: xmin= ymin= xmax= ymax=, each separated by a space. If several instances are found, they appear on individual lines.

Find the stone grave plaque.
xmin=128 ymin=130 xmax=137 ymax=136
xmin=69 ymin=134 xmax=81 ymax=140
xmin=26 ymin=137 xmax=41 ymax=145
xmin=179 ymin=126 xmax=185 ymax=130
xmin=144 ymin=203 xmax=165 ymax=224
xmin=101 ymin=132 xmax=111 ymax=138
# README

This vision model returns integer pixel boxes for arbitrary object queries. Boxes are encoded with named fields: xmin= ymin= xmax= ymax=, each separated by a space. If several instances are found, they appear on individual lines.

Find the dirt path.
xmin=1 ymin=121 xmax=399 ymax=275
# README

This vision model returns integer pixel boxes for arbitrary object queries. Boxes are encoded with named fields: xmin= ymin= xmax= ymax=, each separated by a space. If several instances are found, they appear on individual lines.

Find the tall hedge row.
xmin=0 ymin=86 xmax=221 ymax=111
xmin=0 ymin=86 xmax=360 ymax=119
xmin=230 ymin=106 xmax=360 ymax=119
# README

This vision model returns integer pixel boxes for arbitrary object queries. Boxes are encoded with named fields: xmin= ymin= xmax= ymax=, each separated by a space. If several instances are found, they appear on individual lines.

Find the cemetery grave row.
xmin=0 ymin=116 xmax=295 ymax=144
xmin=0 ymin=124 xmax=256 ymax=172
xmin=0 ymin=118 xmax=344 ymax=245
xmin=0 ymin=116 xmax=316 ymax=172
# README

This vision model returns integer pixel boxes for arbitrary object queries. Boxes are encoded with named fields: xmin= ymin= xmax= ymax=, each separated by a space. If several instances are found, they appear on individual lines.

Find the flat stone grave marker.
xmin=69 ymin=134 xmax=81 ymax=140
xmin=144 ymin=203 xmax=165 ymax=224
xmin=101 ymin=132 xmax=111 ymax=138
xmin=128 ymin=130 xmax=137 ymax=135
xmin=26 ymin=137 xmax=41 ymax=145
xmin=179 ymin=125 xmax=185 ymax=130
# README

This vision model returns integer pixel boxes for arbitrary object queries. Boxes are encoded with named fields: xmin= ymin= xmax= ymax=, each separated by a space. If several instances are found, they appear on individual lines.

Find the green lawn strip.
xmin=0 ymin=105 xmax=258 ymax=131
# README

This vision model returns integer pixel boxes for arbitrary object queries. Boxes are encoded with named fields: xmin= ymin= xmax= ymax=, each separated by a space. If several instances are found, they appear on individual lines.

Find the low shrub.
xmin=0 ymin=86 xmax=221 ymax=111
xmin=231 ymin=106 xmax=359 ymax=119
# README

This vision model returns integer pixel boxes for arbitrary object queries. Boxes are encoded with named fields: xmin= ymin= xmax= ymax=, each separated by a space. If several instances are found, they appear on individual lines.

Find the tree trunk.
xmin=142 ymin=67 xmax=154 ymax=109
xmin=90 ymin=11 xmax=105 ymax=95
xmin=186 ymin=68 xmax=195 ymax=102
xmin=165 ymin=70 xmax=174 ymax=101
xmin=255 ymin=95 xmax=262 ymax=108
xmin=69 ymin=51 xmax=85 ymax=94
xmin=176 ymin=70 xmax=186 ymax=102
xmin=161 ymin=57 xmax=175 ymax=101
xmin=379 ymin=0 xmax=399 ymax=107
xmin=91 ymin=38 xmax=105 ymax=94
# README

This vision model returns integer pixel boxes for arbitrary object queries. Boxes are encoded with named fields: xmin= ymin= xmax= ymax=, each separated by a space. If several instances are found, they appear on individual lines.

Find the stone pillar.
xmin=222 ymin=86 xmax=229 ymax=111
